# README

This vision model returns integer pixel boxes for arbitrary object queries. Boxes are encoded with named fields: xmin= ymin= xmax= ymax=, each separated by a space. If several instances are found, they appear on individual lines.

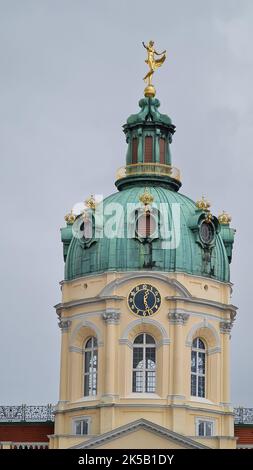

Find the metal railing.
xmin=234 ymin=407 xmax=253 ymax=424
xmin=11 ymin=443 xmax=49 ymax=449
xmin=0 ymin=405 xmax=54 ymax=422
xmin=0 ymin=405 xmax=252 ymax=425
xmin=116 ymin=163 xmax=181 ymax=182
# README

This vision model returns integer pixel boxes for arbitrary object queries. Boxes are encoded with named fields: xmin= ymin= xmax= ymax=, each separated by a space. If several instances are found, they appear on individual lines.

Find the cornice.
xmin=165 ymin=295 xmax=237 ymax=314
xmin=55 ymin=402 xmax=235 ymax=417
xmin=55 ymin=295 xmax=124 ymax=314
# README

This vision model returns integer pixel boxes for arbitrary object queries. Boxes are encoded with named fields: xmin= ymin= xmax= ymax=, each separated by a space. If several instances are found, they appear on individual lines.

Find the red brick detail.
xmin=159 ymin=138 xmax=165 ymax=164
xmin=132 ymin=138 xmax=138 ymax=164
xmin=0 ymin=423 xmax=54 ymax=442
xmin=144 ymin=137 xmax=153 ymax=162
xmin=234 ymin=425 xmax=253 ymax=444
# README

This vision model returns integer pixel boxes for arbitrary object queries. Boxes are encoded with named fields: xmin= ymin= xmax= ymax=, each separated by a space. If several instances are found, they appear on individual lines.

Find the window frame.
xmin=83 ymin=336 xmax=98 ymax=397
xmin=132 ymin=333 xmax=156 ymax=393
xmin=72 ymin=416 xmax=91 ymax=436
xmin=191 ymin=337 xmax=206 ymax=398
xmin=195 ymin=417 xmax=215 ymax=437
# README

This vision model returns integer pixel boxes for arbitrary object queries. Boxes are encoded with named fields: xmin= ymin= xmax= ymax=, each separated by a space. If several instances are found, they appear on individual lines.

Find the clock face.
xmin=200 ymin=221 xmax=215 ymax=244
xmin=128 ymin=284 xmax=161 ymax=317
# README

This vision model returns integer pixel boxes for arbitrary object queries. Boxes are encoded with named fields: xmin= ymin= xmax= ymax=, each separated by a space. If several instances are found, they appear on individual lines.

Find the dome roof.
xmin=64 ymin=185 xmax=231 ymax=282
xmin=61 ymin=95 xmax=235 ymax=283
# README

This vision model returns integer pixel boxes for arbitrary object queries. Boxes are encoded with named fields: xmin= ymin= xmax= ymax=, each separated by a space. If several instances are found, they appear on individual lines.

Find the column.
xmin=58 ymin=319 xmax=71 ymax=402
xmin=220 ymin=320 xmax=233 ymax=405
xmin=168 ymin=311 xmax=189 ymax=400
xmin=102 ymin=310 xmax=120 ymax=399
xmin=137 ymin=128 xmax=143 ymax=163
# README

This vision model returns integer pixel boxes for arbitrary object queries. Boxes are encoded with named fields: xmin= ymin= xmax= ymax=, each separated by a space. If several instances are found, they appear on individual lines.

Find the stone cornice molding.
xmin=55 ymin=295 xmax=124 ymax=314
xmin=165 ymin=295 xmax=237 ymax=316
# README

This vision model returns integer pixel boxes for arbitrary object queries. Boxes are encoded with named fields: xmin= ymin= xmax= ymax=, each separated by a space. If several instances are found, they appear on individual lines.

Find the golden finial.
xmin=218 ymin=211 xmax=232 ymax=225
xmin=85 ymin=195 xmax=96 ymax=210
xmin=205 ymin=212 xmax=213 ymax=223
xmin=196 ymin=196 xmax=211 ymax=211
xmin=142 ymin=40 xmax=166 ymax=98
xmin=139 ymin=187 xmax=154 ymax=207
xmin=64 ymin=210 xmax=76 ymax=225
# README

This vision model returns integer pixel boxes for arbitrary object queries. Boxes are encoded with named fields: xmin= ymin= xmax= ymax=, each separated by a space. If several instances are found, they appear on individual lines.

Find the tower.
xmin=50 ymin=46 xmax=236 ymax=449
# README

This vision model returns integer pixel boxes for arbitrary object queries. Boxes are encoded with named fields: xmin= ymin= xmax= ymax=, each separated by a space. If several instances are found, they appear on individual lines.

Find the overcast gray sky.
xmin=0 ymin=0 xmax=252 ymax=406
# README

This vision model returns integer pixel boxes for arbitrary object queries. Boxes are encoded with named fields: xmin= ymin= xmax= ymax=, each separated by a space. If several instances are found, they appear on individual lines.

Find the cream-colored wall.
xmin=50 ymin=271 xmax=236 ymax=449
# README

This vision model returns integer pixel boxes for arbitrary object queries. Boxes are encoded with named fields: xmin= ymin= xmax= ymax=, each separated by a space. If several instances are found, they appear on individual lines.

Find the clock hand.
xmin=143 ymin=289 xmax=152 ymax=315
xmin=143 ymin=289 xmax=149 ymax=308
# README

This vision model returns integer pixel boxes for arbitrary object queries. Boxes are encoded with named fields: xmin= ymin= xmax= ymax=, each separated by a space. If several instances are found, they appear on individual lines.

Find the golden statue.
xmin=142 ymin=40 xmax=166 ymax=98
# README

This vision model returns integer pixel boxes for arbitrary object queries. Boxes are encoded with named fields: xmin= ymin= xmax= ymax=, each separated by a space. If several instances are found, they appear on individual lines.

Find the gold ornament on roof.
xmin=142 ymin=40 xmax=166 ymax=98
xmin=139 ymin=188 xmax=154 ymax=207
xmin=64 ymin=210 xmax=76 ymax=225
xmin=205 ymin=212 xmax=213 ymax=223
xmin=85 ymin=195 xmax=96 ymax=210
xmin=196 ymin=196 xmax=211 ymax=211
xmin=218 ymin=211 xmax=232 ymax=225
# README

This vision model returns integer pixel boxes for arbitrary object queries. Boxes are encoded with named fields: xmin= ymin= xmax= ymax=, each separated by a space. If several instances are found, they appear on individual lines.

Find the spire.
xmin=115 ymin=43 xmax=180 ymax=191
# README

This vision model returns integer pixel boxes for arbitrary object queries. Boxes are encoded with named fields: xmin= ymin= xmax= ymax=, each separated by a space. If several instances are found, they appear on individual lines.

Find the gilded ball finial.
xmin=64 ymin=210 xmax=76 ymax=225
xmin=144 ymin=84 xmax=156 ymax=98
xmin=218 ymin=211 xmax=232 ymax=225
xmin=196 ymin=196 xmax=211 ymax=211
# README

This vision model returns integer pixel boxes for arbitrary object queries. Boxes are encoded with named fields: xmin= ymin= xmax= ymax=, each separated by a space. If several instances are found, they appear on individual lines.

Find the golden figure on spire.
xmin=142 ymin=40 xmax=166 ymax=98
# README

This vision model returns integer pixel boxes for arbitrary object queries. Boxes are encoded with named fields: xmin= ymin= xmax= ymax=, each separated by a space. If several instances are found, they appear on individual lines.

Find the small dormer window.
xmin=136 ymin=212 xmax=157 ymax=239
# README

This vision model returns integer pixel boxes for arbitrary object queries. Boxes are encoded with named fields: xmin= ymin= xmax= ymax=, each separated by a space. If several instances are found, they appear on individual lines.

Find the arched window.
xmin=191 ymin=338 xmax=206 ymax=398
xmin=84 ymin=336 xmax=98 ymax=396
xmin=132 ymin=333 xmax=156 ymax=393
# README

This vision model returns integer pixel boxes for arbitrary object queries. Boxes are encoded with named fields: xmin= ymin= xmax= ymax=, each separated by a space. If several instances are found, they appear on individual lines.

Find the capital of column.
xmin=168 ymin=310 xmax=189 ymax=325
xmin=219 ymin=320 xmax=233 ymax=334
xmin=102 ymin=310 xmax=120 ymax=325
xmin=58 ymin=319 xmax=71 ymax=331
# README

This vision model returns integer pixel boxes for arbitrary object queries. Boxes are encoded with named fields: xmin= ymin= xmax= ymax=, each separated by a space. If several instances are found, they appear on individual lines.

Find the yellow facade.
xmin=50 ymin=271 xmax=237 ymax=449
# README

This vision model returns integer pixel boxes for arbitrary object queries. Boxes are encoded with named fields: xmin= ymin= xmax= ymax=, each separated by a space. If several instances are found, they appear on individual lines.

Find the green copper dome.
xmin=63 ymin=185 xmax=232 ymax=282
xmin=61 ymin=97 xmax=235 ymax=283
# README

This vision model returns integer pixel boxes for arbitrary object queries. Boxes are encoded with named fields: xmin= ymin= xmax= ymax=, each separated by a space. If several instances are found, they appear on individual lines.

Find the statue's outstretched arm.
xmin=142 ymin=41 xmax=147 ymax=50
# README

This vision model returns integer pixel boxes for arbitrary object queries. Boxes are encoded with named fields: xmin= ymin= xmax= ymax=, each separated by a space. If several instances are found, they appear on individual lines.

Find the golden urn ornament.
xmin=218 ymin=211 xmax=232 ymax=225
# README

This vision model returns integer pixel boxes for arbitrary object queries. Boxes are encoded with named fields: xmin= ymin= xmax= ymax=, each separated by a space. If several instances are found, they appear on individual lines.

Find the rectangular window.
xmin=196 ymin=419 xmax=214 ymax=437
xmin=74 ymin=418 xmax=90 ymax=436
